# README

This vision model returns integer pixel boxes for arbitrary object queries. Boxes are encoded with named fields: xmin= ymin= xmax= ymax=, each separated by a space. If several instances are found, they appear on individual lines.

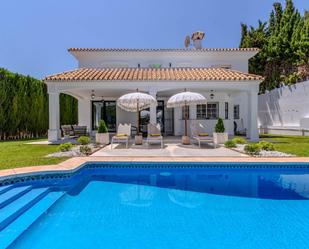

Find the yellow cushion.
xmin=198 ymin=133 xmax=209 ymax=137
xmin=116 ymin=134 xmax=127 ymax=137
xmin=150 ymin=134 xmax=161 ymax=137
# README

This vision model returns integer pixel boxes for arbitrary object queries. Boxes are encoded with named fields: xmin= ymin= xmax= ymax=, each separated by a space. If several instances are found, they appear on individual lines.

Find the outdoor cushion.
xmin=72 ymin=125 xmax=88 ymax=136
xmin=198 ymin=133 xmax=209 ymax=136
xmin=149 ymin=134 xmax=161 ymax=137
xmin=115 ymin=134 xmax=127 ymax=137
xmin=61 ymin=125 xmax=74 ymax=136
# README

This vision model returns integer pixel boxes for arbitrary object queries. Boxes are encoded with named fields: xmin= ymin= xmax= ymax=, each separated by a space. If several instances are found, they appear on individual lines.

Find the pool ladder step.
xmin=0 ymin=191 xmax=65 ymax=249
xmin=0 ymin=187 xmax=50 ymax=231
xmin=0 ymin=186 xmax=32 ymax=209
xmin=0 ymin=185 xmax=14 ymax=195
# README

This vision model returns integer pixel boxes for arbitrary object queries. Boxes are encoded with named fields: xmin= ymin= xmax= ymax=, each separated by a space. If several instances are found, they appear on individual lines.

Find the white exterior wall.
xmin=46 ymin=49 xmax=262 ymax=142
xmin=233 ymin=92 xmax=249 ymax=132
xmin=78 ymin=99 xmax=91 ymax=131
xmin=71 ymin=51 xmax=255 ymax=73
xmin=174 ymin=92 xmax=235 ymax=136
xmin=258 ymin=80 xmax=309 ymax=135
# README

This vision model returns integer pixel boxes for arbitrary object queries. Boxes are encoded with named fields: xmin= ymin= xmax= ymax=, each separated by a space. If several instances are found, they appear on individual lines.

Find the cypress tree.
xmin=0 ymin=68 xmax=78 ymax=140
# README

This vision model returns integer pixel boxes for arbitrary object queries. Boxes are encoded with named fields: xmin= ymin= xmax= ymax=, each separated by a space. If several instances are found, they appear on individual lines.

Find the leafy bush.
xmin=232 ymin=137 xmax=247 ymax=144
xmin=283 ymin=72 xmax=301 ymax=85
xmin=215 ymin=118 xmax=225 ymax=133
xmin=224 ymin=140 xmax=237 ymax=148
xmin=97 ymin=120 xmax=108 ymax=133
xmin=244 ymin=143 xmax=261 ymax=155
xmin=80 ymin=145 xmax=91 ymax=155
xmin=58 ymin=142 xmax=73 ymax=152
xmin=258 ymin=141 xmax=275 ymax=151
xmin=77 ymin=136 xmax=90 ymax=145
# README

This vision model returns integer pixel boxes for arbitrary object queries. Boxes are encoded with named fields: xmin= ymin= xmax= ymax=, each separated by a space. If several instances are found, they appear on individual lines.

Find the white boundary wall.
xmin=258 ymin=80 xmax=309 ymax=136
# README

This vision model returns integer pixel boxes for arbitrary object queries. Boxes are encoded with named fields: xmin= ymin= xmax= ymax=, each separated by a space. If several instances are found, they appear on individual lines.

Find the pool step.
xmin=0 ymin=191 xmax=64 ymax=249
xmin=0 ymin=185 xmax=14 ymax=195
xmin=0 ymin=186 xmax=32 ymax=209
xmin=0 ymin=187 xmax=50 ymax=230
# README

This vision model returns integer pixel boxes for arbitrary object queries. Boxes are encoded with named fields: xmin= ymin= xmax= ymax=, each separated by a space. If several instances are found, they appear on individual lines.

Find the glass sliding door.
xmin=156 ymin=101 xmax=164 ymax=133
xmin=92 ymin=101 xmax=116 ymax=132
xmin=104 ymin=101 xmax=116 ymax=132
xmin=139 ymin=100 xmax=165 ymax=136
xmin=92 ymin=102 xmax=104 ymax=130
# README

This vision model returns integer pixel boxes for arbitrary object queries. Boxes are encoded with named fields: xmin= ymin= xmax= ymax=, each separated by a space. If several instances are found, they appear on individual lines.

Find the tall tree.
xmin=0 ymin=68 xmax=78 ymax=140
xmin=240 ymin=0 xmax=309 ymax=92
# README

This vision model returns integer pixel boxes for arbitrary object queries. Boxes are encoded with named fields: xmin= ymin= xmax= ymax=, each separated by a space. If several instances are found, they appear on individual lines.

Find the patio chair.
xmin=61 ymin=125 xmax=75 ymax=138
xmin=72 ymin=125 xmax=88 ymax=137
xmin=190 ymin=122 xmax=212 ymax=148
xmin=147 ymin=123 xmax=163 ymax=148
xmin=111 ymin=123 xmax=131 ymax=149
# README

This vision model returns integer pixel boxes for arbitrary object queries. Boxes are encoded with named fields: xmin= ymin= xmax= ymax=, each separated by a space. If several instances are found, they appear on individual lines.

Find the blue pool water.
xmin=1 ymin=162 xmax=309 ymax=248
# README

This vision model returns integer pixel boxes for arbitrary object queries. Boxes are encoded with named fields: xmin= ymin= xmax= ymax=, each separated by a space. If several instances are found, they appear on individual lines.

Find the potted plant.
xmin=135 ymin=110 xmax=143 ymax=145
xmin=95 ymin=120 xmax=109 ymax=145
xmin=213 ymin=118 xmax=228 ymax=145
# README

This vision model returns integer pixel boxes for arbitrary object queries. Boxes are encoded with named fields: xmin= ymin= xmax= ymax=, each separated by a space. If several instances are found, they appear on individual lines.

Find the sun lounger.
xmin=111 ymin=123 xmax=131 ymax=149
xmin=147 ymin=123 xmax=163 ymax=148
xmin=190 ymin=122 xmax=212 ymax=148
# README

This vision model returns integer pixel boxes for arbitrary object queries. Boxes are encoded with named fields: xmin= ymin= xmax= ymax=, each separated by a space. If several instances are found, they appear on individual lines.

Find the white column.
xmin=149 ymin=90 xmax=157 ymax=124
xmin=48 ymin=92 xmax=61 ymax=142
xmin=228 ymin=96 xmax=234 ymax=136
xmin=189 ymin=105 xmax=197 ymax=136
xmin=247 ymin=88 xmax=259 ymax=141
xmin=78 ymin=99 xmax=92 ymax=132
xmin=218 ymin=101 xmax=225 ymax=119
xmin=174 ymin=107 xmax=182 ymax=136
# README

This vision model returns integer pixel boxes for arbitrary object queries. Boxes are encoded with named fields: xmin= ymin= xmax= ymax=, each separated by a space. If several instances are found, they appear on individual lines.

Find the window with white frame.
xmin=225 ymin=102 xmax=229 ymax=119
xmin=196 ymin=103 xmax=219 ymax=120
xmin=207 ymin=103 xmax=219 ymax=119
xmin=182 ymin=106 xmax=189 ymax=120
xmin=196 ymin=104 xmax=207 ymax=119
xmin=234 ymin=105 xmax=240 ymax=119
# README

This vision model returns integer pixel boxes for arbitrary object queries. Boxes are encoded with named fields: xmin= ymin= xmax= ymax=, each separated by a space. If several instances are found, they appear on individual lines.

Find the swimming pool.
xmin=1 ymin=162 xmax=309 ymax=249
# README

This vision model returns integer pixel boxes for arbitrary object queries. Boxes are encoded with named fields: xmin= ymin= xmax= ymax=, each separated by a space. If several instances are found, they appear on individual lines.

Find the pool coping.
xmin=1 ymin=156 xmax=309 ymax=181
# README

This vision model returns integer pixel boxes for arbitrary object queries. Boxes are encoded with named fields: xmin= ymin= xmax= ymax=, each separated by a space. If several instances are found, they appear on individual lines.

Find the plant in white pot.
xmin=213 ymin=118 xmax=228 ymax=146
xmin=95 ymin=120 xmax=110 ymax=145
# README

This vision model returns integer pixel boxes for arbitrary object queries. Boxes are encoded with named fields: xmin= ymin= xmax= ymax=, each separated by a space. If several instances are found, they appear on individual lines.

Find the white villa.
xmin=44 ymin=34 xmax=263 ymax=142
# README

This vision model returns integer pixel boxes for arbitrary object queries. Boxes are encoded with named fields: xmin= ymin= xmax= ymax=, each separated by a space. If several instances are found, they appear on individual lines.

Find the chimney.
xmin=191 ymin=31 xmax=205 ymax=49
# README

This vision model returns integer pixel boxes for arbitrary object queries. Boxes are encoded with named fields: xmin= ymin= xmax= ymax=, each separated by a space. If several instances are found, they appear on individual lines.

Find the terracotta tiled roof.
xmin=45 ymin=68 xmax=263 ymax=82
xmin=68 ymin=48 xmax=259 ymax=52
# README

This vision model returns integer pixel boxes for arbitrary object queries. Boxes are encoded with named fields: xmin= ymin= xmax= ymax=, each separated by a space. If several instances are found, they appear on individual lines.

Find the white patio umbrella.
xmin=167 ymin=89 xmax=206 ymax=138
xmin=117 ymin=89 xmax=157 ymax=135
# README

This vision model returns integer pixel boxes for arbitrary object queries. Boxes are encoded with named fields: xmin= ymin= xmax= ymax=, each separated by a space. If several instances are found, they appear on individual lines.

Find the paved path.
xmin=91 ymin=143 xmax=246 ymax=157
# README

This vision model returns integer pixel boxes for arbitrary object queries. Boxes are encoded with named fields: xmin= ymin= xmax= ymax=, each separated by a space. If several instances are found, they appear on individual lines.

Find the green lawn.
xmin=260 ymin=134 xmax=309 ymax=157
xmin=1 ymin=135 xmax=309 ymax=171
xmin=0 ymin=139 xmax=68 ymax=170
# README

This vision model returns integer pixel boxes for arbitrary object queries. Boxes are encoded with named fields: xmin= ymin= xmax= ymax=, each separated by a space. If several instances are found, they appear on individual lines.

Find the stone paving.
xmin=91 ymin=142 xmax=246 ymax=157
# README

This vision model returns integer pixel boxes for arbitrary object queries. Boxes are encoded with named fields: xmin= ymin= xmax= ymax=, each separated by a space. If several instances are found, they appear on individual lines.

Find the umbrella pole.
xmin=137 ymin=99 xmax=140 ymax=135
xmin=185 ymin=117 xmax=188 ymax=136
xmin=184 ymin=102 xmax=188 ymax=137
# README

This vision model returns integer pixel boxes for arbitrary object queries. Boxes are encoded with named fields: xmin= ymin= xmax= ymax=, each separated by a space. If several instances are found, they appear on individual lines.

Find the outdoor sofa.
xmin=61 ymin=125 xmax=88 ymax=138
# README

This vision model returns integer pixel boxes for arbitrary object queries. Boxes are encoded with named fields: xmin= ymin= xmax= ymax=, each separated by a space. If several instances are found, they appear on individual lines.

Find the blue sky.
xmin=0 ymin=0 xmax=308 ymax=79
